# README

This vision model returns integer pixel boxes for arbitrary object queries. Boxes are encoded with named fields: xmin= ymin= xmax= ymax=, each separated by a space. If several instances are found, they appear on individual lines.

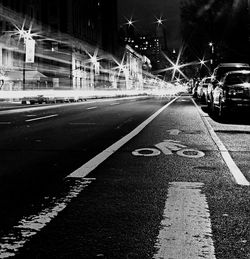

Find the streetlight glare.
xmin=154 ymin=16 xmax=166 ymax=26
xmin=90 ymin=56 xmax=97 ymax=64
xmin=124 ymin=17 xmax=136 ymax=27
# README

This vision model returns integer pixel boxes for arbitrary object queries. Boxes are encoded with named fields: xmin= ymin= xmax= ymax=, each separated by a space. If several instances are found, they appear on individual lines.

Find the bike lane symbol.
xmin=132 ymin=139 xmax=205 ymax=158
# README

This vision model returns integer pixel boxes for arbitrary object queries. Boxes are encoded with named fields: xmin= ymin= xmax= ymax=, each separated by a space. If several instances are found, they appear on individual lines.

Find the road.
xmin=0 ymin=95 xmax=249 ymax=259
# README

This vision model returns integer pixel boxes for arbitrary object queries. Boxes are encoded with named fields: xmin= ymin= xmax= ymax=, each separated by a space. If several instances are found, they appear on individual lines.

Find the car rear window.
xmin=216 ymin=67 xmax=250 ymax=80
xmin=225 ymin=74 xmax=250 ymax=85
xmin=205 ymin=78 xmax=211 ymax=83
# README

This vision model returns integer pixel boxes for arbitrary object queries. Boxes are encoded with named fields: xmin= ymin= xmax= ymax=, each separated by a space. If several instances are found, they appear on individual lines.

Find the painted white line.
xmin=110 ymin=102 xmax=120 ymax=106
xmin=86 ymin=106 xmax=97 ymax=110
xmin=26 ymin=114 xmax=37 ymax=117
xmin=0 ymin=122 xmax=11 ymax=125
xmin=192 ymin=98 xmax=250 ymax=186
xmin=166 ymin=129 xmax=181 ymax=135
xmin=25 ymin=114 xmax=58 ymax=122
xmin=132 ymin=148 xmax=161 ymax=157
xmin=153 ymin=182 xmax=216 ymax=259
xmin=67 ymin=97 xmax=179 ymax=178
xmin=0 ymin=179 xmax=94 ymax=258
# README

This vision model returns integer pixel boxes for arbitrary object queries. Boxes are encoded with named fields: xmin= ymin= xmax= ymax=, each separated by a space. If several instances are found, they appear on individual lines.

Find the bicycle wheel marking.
xmin=132 ymin=148 xmax=161 ymax=157
xmin=176 ymin=149 xmax=205 ymax=158
xmin=132 ymin=139 xmax=205 ymax=159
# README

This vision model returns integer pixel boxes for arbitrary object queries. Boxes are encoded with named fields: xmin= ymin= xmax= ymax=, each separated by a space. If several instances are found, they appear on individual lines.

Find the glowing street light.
xmin=208 ymin=42 xmax=215 ymax=65
xmin=208 ymin=42 xmax=214 ymax=54
xmin=124 ymin=17 xmax=136 ymax=27
xmin=154 ymin=16 xmax=166 ymax=26
xmin=14 ymin=23 xmax=36 ymax=90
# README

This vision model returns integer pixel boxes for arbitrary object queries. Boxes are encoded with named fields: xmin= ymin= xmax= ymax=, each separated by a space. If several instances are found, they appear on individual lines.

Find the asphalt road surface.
xmin=0 ymin=95 xmax=249 ymax=259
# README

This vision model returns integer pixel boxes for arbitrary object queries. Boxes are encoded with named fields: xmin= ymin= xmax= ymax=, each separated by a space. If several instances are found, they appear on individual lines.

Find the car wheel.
xmin=210 ymin=97 xmax=215 ymax=113
xmin=218 ymin=100 xmax=227 ymax=118
xmin=201 ymin=94 xmax=206 ymax=104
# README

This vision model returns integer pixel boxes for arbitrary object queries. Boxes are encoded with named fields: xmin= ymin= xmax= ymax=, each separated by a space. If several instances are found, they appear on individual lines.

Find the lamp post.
xmin=208 ymin=42 xmax=214 ymax=65
xmin=18 ymin=28 xmax=35 ymax=90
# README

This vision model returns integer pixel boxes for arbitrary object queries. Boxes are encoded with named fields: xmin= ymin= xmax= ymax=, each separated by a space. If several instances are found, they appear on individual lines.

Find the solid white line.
xmin=67 ymin=97 xmax=179 ymax=178
xmin=153 ymin=182 xmax=216 ymax=259
xmin=86 ymin=106 xmax=97 ymax=110
xmin=25 ymin=114 xmax=58 ymax=122
xmin=109 ymin=102 xmax=120 ymax=105
xmin=192 ymin=98 xmax=250 ymax=186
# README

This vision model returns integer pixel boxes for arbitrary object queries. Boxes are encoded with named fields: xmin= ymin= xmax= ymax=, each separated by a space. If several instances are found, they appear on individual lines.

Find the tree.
xmin=180 ymin=0 xmax=249 ymax=68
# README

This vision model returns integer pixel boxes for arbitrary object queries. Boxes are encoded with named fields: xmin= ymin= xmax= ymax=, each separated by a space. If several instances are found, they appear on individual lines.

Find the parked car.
xmin=21 ymin=95 xmax=48 ymax=105
xmin=197 ymin=77 xmax=212 ymax=103
xmin=211 ymin=70 xmax=250 ymax=117
xmin=207 ymin=63 xmax=250 ymax=109
xmin=192 ymin=78 xmax=200 ymax=98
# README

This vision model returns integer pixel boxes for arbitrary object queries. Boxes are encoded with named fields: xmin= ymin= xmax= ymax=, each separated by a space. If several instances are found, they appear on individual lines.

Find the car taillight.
xmin=228 ymin=89 xmax=244 ymax=95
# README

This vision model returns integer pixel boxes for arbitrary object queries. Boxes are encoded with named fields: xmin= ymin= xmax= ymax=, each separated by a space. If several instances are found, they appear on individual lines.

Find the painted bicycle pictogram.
xmin=132 ymin=139 xmax=205 ymax=158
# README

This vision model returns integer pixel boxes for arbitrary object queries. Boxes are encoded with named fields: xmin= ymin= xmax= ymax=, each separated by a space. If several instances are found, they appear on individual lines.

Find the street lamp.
xmin=208 ymin=42 xmax=214 ymax=65
xmin=16 ymin=25 xmax=35 ymax=90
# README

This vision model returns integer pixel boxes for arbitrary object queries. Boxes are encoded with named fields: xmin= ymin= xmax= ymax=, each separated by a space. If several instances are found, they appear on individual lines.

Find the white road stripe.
xmin=192 ymin=98 xmax=250 ymax=186
xmin=0 ymin=179 xmax=94 ymax=258
xmin=110 ymin=102 xmax=120 ymax=105
xmin=86 ymin=106 xmax=97 ymax=110
xmin=26 ymin=114 xmax=37 ymax=117
xmin=68 ymin=97 xmax=179 ymax=178
xmin=153 ymin=182 xmax=216 ymax=259
xmin=0 ymin=122 xmax=11 ymax=124
xmin=25 ymin=114 xmax=58 ymax=122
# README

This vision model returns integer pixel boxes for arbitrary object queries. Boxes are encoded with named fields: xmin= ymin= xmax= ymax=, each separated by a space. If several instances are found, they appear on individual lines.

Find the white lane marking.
xmin=25 ymin=114 xmax=58 ymax=122
xmin=176 ymin=148 xmax=205 ymax=158
xmin=166 ymin=129 xmax=181 ymax=135
xmin=86 ymin=106 xmax=97 ymax=110
xmin=110 ymin=102 xmax=120 ymax=106
xmin=153 ymin=182 xmax=216 ymax=259
xmin=0 ymin=179 xmax=95 ymax=258
xmin=192 ymin=98 xmax=250 ymax=186
xmin=132 ymin=148 xmax=161 ymax=156
xmin=0 ymin=122 xmax=11 ymax=125
xmin=68 ymin=97 xmax=179 ymax=178
xmin=26 ymin=114 xmax=37 ymax=117
xmin=155 ymin=139 xmax=187 ymax=155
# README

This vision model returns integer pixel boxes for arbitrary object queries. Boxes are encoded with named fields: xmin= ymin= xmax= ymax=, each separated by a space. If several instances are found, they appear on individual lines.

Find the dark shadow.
xmin=200 ymin=104 xmax=250 ymax=125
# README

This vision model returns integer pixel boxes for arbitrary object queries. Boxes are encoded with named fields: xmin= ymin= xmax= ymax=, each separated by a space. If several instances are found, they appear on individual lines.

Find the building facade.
xmin=0 ymin=0 xmax=119 ymax=90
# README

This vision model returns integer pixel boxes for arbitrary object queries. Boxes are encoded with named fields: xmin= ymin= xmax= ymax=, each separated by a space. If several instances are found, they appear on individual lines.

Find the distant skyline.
xmin=117 ymin=0 xmax=182 ymax=50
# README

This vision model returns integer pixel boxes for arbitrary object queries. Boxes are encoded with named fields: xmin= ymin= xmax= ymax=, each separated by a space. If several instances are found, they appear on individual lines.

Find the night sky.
xmin=117 ymin=0 xmax=182 ymax=49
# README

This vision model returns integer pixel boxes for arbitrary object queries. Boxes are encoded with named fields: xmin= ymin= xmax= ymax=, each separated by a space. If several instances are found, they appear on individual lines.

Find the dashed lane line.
xmin=192 ymin=98 xmax=250 ymax=186
xmin=25 ymin=114 xmax=58 ymax=122
xmin=86 ymin=106 xmax=97 ymax=110
xmin=0 ymin=122 xmax=11 ymax=125
xmin=153 ymin=182 xmax=216 ymax=259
